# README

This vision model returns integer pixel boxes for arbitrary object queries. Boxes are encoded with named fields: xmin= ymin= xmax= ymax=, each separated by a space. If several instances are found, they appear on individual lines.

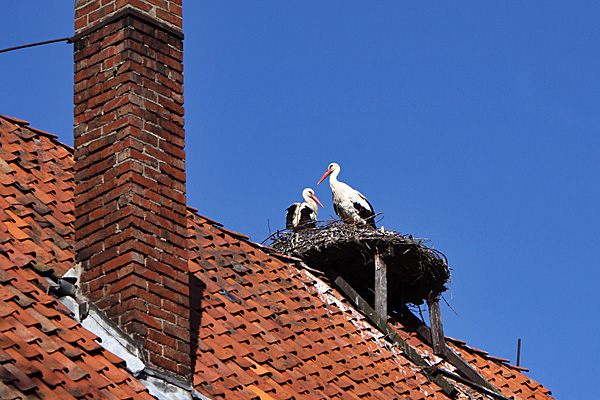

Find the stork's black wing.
xmin=285 ymin=204 xmax=298 ymax=229
xmin=353 ymin=200 xmax=376 ymax=228
xmin=298 ymin=205 xmax=316 ymax=228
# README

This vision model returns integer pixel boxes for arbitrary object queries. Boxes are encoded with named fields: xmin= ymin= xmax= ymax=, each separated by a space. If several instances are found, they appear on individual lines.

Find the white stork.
xmin=286 ymin=188 xmax=323 ymax=229
xmin=317 ymin=162 xmax=376 ymax=228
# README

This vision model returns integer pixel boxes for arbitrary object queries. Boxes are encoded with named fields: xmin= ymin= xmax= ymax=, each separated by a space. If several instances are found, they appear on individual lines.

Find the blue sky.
xmin=1 ymin=2 xmax=599 ymax=398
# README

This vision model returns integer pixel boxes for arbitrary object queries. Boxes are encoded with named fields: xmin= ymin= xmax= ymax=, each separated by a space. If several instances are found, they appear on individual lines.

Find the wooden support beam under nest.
xmin=428 ymin=296 xmax=446 ymax=356
xmin=374 ymin=253 xmax=387 ymax=319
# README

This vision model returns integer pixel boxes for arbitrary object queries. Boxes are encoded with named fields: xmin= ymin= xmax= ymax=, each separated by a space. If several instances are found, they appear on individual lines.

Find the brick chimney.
xmin=72 ymin=0 xmax=189 ymax=378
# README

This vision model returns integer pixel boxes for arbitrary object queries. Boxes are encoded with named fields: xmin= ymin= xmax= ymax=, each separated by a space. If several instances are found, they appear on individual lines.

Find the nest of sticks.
xmin=269 ymin=220 xmax=450 ymax=306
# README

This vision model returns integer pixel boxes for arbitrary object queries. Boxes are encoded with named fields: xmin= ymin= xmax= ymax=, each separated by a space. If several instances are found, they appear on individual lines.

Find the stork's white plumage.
xmin=317 ymin=162 xmax=376 ymax=228
xmin=286 ymin=188 xmax=323 ymax=229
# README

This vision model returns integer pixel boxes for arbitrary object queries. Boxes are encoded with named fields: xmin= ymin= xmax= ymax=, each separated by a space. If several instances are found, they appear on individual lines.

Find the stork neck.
xmin=329 ymin=167 xmax=340 ymax=186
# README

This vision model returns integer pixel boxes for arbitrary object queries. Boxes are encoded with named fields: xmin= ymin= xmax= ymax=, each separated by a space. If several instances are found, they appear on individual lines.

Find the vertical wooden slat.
xmin=428 ymin=297 xmax=446 ymax=356
xmin=374 ymin=253 xmax=387 ymax=319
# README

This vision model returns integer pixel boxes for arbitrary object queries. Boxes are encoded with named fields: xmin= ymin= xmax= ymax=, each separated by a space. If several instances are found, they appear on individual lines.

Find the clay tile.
xmin=237 ymin=385 xmax=266 ymax=400
xmin=195 ymin=338 xmax=214 ymax=354
xmin=233 ymin=354 xmax=254 ymax=370
xmin=269 ymin=354 xmax=302 ymax=373
xmin=32 ymin=359 xmax=66 ymax=389
xmin=260 ymin=331 xmax=280 ymax=345
xmin=248 ymin=352 xmax=272 ymax=366
xmin=195 ymin=361 xmax=223 ymax=384
xmin=99 ymin=349 xmax=125 ymax=367
xmin=100 ymin=362 xmax=129 ymax=384
xmin=321 ymin=382 xmax=345 ymax=397
xmin=312 ymin=354 xmax=334 ymax=370
xmin=198 ymin=382 xmax=226 ymax=398
xmin=238 ymin=316 xmax=263 ymax=336
xmin=0 ymin=299 xmax=18 ymax=319
xmin=213 ymin=346 xmax=236 ymax=363
xmin=223 ymin=361 xmax=257 ymax=387
xmin=4 ymin=336 xmax=42 ymax=362
xmin=2 ymin=363 xmax=37 ymax=392
xmin=251 ymin=318 xmax=277 ymax=334
xmin=0 ymin=343 xmax=15 ymax=362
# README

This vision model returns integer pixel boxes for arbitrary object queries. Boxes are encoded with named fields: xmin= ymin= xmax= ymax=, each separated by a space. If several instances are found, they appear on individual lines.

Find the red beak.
xmin=311 ymin=195 xmax=324 ymax=208
xmin=317 ymin=170 xmax=332 ymax=185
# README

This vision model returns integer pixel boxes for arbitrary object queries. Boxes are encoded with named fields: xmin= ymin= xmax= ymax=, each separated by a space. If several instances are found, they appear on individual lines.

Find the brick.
xmin=123 ymin=320 xmax=149 ymax=337
xmin=121 ymin=309 xmax=162 ymax=331
xmin=106 ymin=297 xmax=147 ymax=319
xmin=102 ymin=250 xmax=145 ymax=274
xmin=74 ymin=81 xmax=103 ymax=105
xmin=120 ymin=0 xmax=153 ymax=12
xmin=101 ymin=180 xmax=145 ymax=205
xmin=163 ymin=345 xmax=190 ymax=365
xmin=88 ymin=45 xmax=118 ymax=69
xmin=74 ymin=63 xmax=102 ymax=84
xmin=104 ymin=159 xmax=145 ymax=183
xmin=74 ymin=41 xmax=103 ymax=65
xmin=88 ymin=3 xmax=116 ymax=25
xmin=162 ymin=320 xmax=189 ymax=342
xmin=168 ymin=2 xmax=182 ymax=18
xmin=101 ymin=28 xmax=129 ymax=50
xmin=148 ymin=303 xmax=176 ymax=324
xmin=148 ymin=353 xmax=178 ymax=375
xmin=106 ymin=271 xmax=147 ymax=296
xmin=162 ymin=297 xmax=189 ymax=316
xmin=84 ymin=273 xmax=110 ymax=294
xmin=75 ymin=15 xmax=87 ymax=32
xmin=119 ymin=285 xmax=160 ymax=307
xmin=158 ymin=139 xmax=185 ymax=159
xmin=143 ymin=337 xmax=163 ymax=356
xmin=155 ymin=8 xmax=181 ymax=28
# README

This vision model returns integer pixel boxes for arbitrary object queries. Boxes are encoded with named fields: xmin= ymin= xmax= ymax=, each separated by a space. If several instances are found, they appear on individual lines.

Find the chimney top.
xmin=74 ymin=0 xmax=183 ymax=34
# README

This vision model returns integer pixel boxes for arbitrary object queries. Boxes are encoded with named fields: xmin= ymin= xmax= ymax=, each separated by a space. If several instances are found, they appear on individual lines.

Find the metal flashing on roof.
xmin=58 ymin=295 xmax=146 ymax=373
xmin=57 ymin=291 xmax=209 ymax=400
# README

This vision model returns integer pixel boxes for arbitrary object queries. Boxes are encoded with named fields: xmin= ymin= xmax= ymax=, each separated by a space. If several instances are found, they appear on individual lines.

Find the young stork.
xmin=286 ymin=188 xmax=323 ymax=229
xmin=317 ymin=162 xmax=377 ymax=228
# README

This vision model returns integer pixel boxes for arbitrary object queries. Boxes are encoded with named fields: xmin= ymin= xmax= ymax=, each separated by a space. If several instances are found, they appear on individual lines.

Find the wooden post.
xmin=428 ymin=296 xmax=446 ymax=356
xmin=374 ymin=253 xmax=387 ymax=319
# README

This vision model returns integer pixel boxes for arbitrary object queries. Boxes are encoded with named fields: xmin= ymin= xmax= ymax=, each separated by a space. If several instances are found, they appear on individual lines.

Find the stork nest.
xmin=268 ymin=220 xmax=450 ymax=306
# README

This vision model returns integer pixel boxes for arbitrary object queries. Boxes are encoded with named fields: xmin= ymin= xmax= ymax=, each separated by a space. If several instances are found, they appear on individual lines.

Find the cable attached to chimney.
xmin=0 ymin=36 xmax=74 ymax=54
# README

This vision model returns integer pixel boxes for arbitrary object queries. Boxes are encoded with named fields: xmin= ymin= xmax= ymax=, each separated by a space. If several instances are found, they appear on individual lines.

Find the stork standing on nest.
xmin=318 ymin=162 xmax=377 ymax=228
xmin=286 ymin=188 xmax=323 ymax=229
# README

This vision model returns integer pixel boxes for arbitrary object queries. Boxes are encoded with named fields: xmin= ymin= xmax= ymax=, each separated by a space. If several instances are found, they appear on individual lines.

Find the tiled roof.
xmin=0 ymin=115 xmax=74 ymax=278
xmin=0 ymin=113 xmax=554 ymax=399
xmin=0 ymin=115 xmax=154 ymax=399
